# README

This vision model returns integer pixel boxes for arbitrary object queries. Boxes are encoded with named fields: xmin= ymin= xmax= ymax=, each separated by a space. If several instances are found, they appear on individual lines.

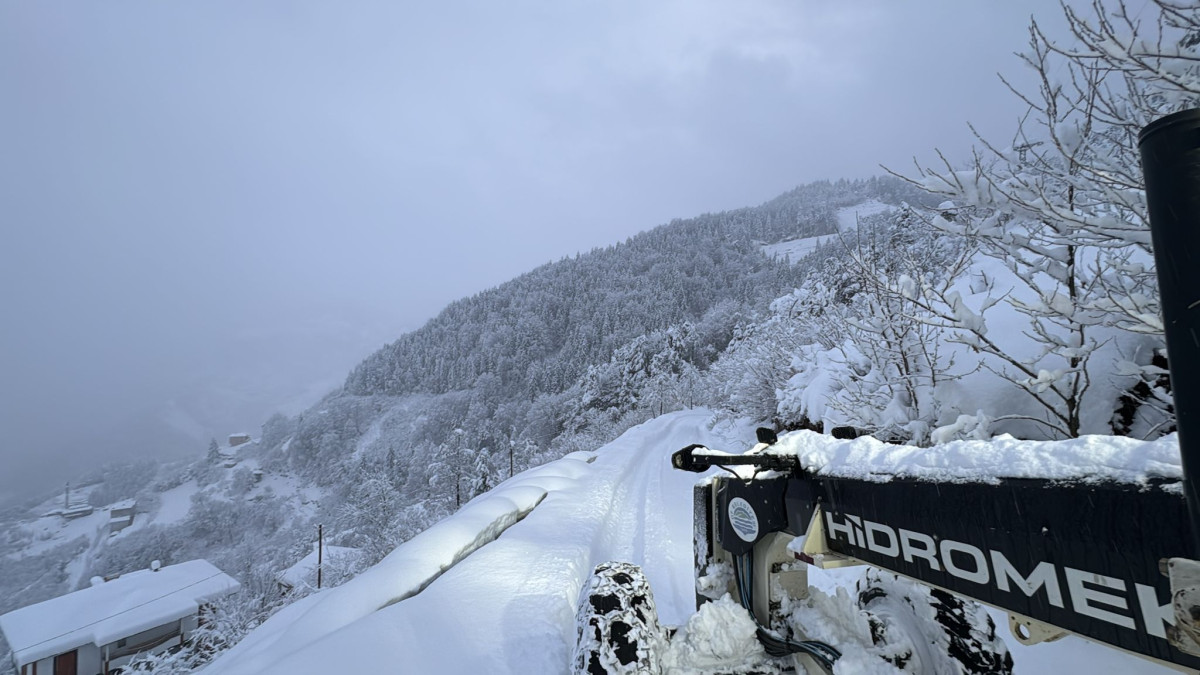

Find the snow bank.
xmin=777 ymin=429 xmax=1182 ymax=485
xmin=204 ymin=457 xmax=578 ymax=674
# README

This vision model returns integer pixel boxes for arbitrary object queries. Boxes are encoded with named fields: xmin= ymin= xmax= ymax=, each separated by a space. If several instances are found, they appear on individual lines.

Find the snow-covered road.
xmin=206 ymin=411 xmax=1175 ymax=674
xmin=206 ymin=411 xmax=749 ymax=675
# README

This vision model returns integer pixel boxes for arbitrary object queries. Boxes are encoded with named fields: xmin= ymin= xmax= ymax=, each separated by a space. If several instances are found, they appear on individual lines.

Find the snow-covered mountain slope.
xmin=206 ymin=411 xmax=1176 ymax=674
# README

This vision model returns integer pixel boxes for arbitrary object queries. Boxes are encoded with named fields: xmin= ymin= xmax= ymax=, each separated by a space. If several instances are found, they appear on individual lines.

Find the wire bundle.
xmin=732 ymin=552 xmax=841 ymax=672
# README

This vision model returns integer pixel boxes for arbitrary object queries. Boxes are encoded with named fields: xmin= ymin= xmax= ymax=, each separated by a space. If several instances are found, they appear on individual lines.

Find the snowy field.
xmin=762 ymin=233 xmax=840 ymax=263
xmin=762 ymin=201 xmax=895 ymax=264
xmin=17 ymin=509 xmax=106 ymax=559
xmin=204 ymin=411 xmax=1176 ymax=674
xmin=151 ymin=479 xmax=198 ymax=527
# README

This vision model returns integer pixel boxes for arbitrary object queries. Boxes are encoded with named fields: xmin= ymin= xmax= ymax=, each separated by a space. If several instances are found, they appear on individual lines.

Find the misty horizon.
xmin=1 ymin=1 xmax=1062 ymax=502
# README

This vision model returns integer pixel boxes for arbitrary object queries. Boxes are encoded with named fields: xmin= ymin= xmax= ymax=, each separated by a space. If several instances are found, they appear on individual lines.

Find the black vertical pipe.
xmin=1139 ymin=108 xmax=1200 ymax=554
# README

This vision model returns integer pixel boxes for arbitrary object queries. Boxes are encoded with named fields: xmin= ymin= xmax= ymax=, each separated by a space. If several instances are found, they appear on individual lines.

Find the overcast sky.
xmin=0 ymin=1 xmax=1067 ymax=502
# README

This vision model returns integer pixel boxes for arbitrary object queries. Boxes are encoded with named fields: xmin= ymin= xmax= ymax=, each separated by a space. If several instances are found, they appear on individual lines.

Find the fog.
xmin=0 ymin=1 xmax=1062 ymax=502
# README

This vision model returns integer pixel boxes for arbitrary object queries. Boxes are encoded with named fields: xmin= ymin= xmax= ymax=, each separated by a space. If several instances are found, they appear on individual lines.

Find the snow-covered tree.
xmin=895 ymin=0 xmax=1200 ymax=437
xmin=335 ymin=469 xmax=405 ymax=563
xmin=464 ymin=447 xmax=502 ymax=502
xmin=769 ymin=209 xmax=973 ymax=441
xmin=261 ymin=413 xmax=294 ymax=450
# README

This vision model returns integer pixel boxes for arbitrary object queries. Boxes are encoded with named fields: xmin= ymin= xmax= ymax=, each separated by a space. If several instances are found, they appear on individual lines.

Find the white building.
xmin=0 ymin=559 xmax=239 ymax=675
xmin=107 ymin=499 xmax=136 ymax=535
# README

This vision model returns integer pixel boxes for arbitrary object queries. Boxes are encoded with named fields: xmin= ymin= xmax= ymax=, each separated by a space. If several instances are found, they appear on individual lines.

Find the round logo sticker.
xmin=728 ymin=497 xmax=759 ymax=543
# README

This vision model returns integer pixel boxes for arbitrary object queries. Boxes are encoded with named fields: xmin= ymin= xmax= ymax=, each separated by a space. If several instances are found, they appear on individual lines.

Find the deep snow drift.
xmin=204 ymin=411 xmax=1177 ymax=674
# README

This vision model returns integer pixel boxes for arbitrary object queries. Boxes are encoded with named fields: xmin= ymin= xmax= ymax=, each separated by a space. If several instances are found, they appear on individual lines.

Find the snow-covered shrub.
xmin=226 ymin=467 xmax=256 ymax=498
xmin=930 ymin=411 xmax=993 ymax=444
xmin=260 ymin=411 xmax=295 ymax=450
xmin=706 ymin=317 xmax=809 ymax=428
xmin=744 ymin=208 xmax=973 ymax=441
xmin=333 ymin=470 xmax=407 ymax=564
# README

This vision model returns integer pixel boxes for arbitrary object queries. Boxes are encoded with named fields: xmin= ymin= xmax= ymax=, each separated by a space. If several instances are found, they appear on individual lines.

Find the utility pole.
xmin=317 ymin=523 xmax=323 ymax=590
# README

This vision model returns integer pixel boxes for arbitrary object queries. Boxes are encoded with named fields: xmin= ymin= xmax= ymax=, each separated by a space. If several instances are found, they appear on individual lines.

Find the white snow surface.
xmin=835 ymin=199 xmax=893 ymax=233
xmin=762 ymin=233 xmax=840 ymax=263
xmin=0 ymin=559 xmax=240 ymax=666
xmin=762 ymin=200 xmax=896 ymax=265
xmin=662 ymin=594 xmax=765 ymax=671
xmin=17 ymin=508 xmax=107 ymax=558
xmin=205 ymin=411 xmax=1177 ymax=674
xmin=150 ymin=480 xmax=197 ymax=526
xmin=777 ymin=429 xmax=1183 ymax=485
xmin=801 ymin=567 xmax=1170 ymax=675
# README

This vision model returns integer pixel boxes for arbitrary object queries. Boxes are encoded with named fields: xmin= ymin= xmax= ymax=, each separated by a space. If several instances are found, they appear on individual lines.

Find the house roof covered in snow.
xmin=0 ymin=559 xmax=240 ymax=667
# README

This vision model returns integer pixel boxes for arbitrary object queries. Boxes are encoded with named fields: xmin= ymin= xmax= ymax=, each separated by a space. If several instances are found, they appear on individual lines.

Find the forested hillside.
xmin=344 ymin=177 xmax=925 ymax=398
xmin=260 ymin=180 xmax=935 ymax=552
